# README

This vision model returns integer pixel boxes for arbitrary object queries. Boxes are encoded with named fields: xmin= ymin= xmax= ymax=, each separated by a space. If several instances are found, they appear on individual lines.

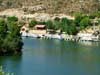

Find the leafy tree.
xmin=60 ymin=18 xmax=78 ymax=35
xmin=53 ymin=19 xmax=61 ymax=30
xmin=5 ymin=21 xmax=23 ymax=54
xmin=0 ymin=19 xmax=8 ymax=38
xmin=60 ymin=18 xmax=70 ymax=32
xmin=29 ymin=20 xmax=37 ymax=28
xmin=0 ymin=16 xmax=23 ymax=55
xmin=3 ymin=34 xmax=23 ymax=54
xmin=74 ymin=13 xmax=83 ymax=26
xmin=0 ymin=19 xmax=8 ymax=54
xmin=66 ymin=23 xmax=78 ymax=35
xmin=80 ymin=17 xmax=91 ymax=30
xmin=45 ymin=20 xmax=54 ymax=29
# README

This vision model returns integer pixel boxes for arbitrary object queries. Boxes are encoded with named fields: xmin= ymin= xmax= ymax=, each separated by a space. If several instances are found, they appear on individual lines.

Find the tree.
xmin=53 ymin=19 xmax=61 ymax=30
xmin=2 ymin=34 xmax=23 ymax=54
xmin=60 ymin=18 xmax=70 ymax=32
xmin=66 ymin=23 xmax=78 ymax=35
xmin=0 ymin=19 xmax=8 ymax=38
xmin=80 ymin=17 xmax=91 ymax=30
xmin=4 ymin=21 xmax=23 ymax=54
xmin=45 ymin=20 xmax=54 ymax=29
xmin=0 ymin=19 xmax=8 ymax=54
xmin=60 ymin=17 xmax=78 ymax=35
xmin=29 ymin=20 xmax=37 ymax=28
xmin=0 ymin=16 xmax=23 ymax=55
xmin=74 ymin=13 xmax=83 ymax=26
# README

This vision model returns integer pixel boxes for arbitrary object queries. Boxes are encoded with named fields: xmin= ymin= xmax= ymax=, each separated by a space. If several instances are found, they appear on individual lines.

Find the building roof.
xmin=35 ymin=25 xmax=46 ymax=28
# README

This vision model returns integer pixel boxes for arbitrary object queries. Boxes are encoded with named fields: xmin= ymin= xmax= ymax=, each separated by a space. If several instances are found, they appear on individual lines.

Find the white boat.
xmin=51 ymin=34 xmax=62 ymax=39
xmin=77 ymin=33 xmax=99 ymax=42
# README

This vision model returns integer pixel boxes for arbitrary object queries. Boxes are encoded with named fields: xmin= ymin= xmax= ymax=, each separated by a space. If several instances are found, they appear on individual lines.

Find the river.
xmin=0 ymin=38 xmax=100 ymax=75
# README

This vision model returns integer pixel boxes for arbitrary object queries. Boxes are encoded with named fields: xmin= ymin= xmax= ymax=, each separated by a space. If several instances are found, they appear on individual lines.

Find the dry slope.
xmin=0 ymin=0 xmax=99 ymax=14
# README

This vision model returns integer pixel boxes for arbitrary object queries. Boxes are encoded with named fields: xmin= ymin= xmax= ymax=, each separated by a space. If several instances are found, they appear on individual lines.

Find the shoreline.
xmin=21 ymin=31 xmax=100 ymax=42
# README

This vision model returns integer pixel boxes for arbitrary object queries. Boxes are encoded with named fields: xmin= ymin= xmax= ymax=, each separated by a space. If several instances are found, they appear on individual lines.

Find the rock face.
xmin=0 ymin=0 xmax=99 ymax=14
xmin=0 ymin=8 xmax=74 ymax=22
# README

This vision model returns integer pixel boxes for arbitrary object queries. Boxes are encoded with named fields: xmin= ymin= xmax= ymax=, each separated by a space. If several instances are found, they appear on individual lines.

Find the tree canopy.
xmin=0 ymin=16 xmax=23 ymax=55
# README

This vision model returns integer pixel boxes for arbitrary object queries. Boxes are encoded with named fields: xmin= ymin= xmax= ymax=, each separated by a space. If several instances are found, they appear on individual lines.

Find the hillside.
xmin=0 ymin=0 xmax=99 ymax=14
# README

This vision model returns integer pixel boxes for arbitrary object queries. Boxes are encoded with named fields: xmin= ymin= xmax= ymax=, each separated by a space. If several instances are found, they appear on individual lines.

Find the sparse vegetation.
xmin=0 ymin=0 xmax=99 ymax=14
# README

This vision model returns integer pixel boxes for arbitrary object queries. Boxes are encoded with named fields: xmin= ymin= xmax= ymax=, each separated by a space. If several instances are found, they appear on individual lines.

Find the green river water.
xmin=0 ymin=38 xmax=100 ymax=75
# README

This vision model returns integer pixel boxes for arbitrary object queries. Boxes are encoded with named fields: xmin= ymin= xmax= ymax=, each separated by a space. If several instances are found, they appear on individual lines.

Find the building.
xmin=34 ymin=25 xmax=46 ymax=30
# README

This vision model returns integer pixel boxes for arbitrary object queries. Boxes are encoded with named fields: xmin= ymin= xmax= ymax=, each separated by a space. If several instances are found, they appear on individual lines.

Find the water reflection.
xmin=0 ymin=56 xmax=22 ymax=74
xmin=0 ymin=38 xmax=100 ymax=75
xmin=78 ymin=41 xmax=100 ymax=46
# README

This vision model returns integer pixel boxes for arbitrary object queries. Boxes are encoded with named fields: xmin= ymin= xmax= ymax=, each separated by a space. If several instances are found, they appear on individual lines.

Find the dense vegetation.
xmin=0 ymin=16 xmax=23 ymax=55
xmin=29 ymin=12 xmax=100 ymax=35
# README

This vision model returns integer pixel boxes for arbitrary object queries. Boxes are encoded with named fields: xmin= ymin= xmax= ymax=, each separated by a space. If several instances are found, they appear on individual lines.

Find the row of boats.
xmin=21 ymin=32 xmax=100 ymax=42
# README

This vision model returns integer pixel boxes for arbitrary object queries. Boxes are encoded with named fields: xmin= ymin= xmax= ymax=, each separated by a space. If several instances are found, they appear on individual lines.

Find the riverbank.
xmin=1 ymin=8 xmax=100 ymax=42
xmin=21 ymin=31 xmax=100 ymax=42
